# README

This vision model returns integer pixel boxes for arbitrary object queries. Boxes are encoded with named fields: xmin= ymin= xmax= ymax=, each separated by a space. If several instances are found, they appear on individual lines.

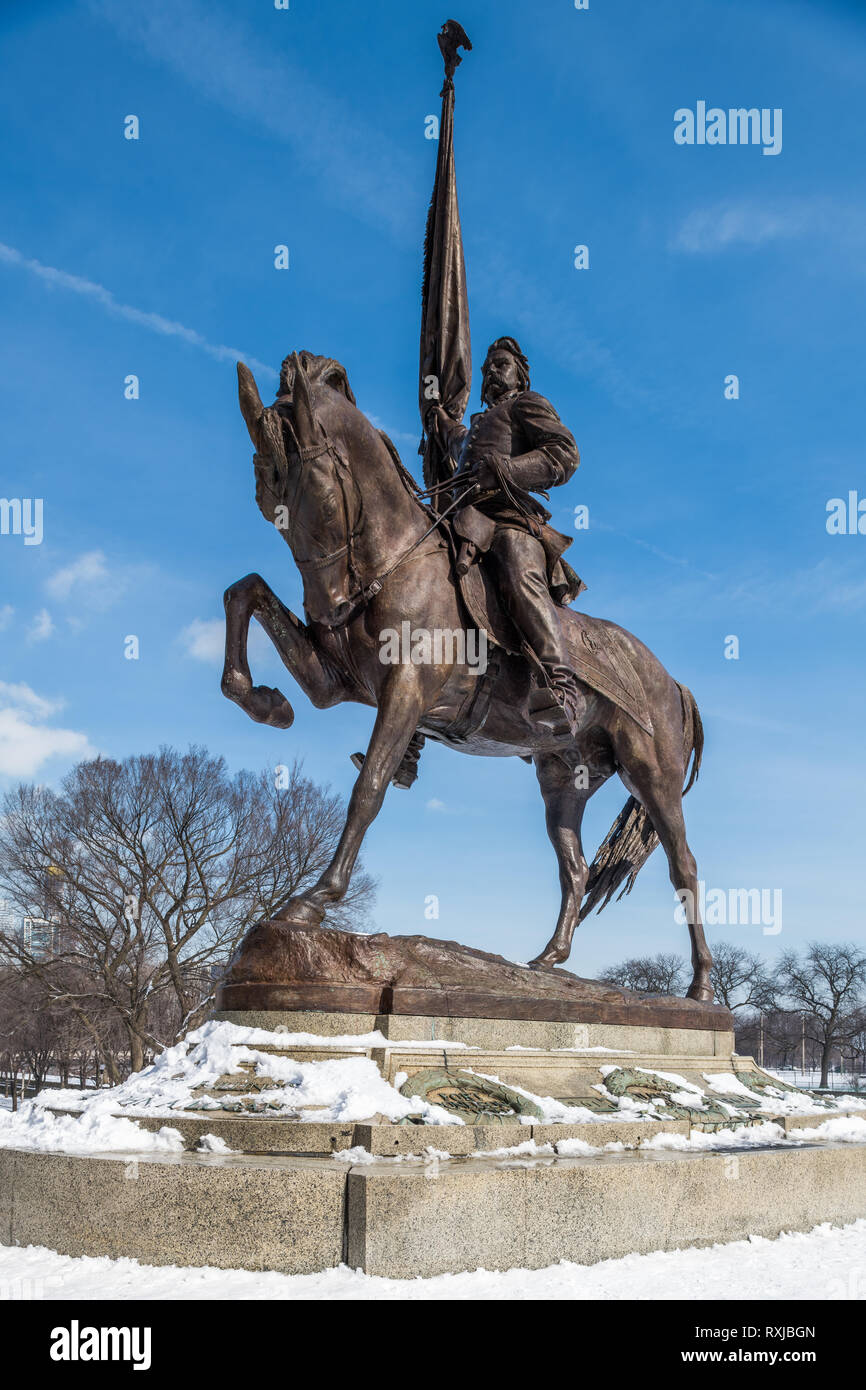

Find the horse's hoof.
xmin=272 ymin=896 xmax=326 ymax=927
xmin=528 ymin=944 xmax=569 ymax=969
xmin=247 ymin=685 xmax=295 ymax=728
xmin=263 ymin=690 xmax=295 ymax=729
xmin=686 ymin=979 xmax=715 ymax=1003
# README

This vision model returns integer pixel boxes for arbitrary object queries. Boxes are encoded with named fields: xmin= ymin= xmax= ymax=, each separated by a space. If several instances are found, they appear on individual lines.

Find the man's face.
xmin=482 ymin=349 xmax=522 ymax=404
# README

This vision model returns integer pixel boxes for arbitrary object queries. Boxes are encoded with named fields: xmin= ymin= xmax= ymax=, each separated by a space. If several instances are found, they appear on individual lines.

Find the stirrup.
xmin=527 ymin=688 xmax=574 ymax=737
xmin=350 ymin=750 xmax=418 ymax=789
xmin=528 ymin=680 xmax=586 ymax=738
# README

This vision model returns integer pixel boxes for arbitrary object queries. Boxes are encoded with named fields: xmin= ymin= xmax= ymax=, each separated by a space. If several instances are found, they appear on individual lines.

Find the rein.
xmin=287 ymin=437 xmax=478 ymax=629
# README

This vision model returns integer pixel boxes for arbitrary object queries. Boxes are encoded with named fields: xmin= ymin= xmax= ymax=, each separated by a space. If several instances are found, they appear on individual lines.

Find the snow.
xmin=642 ymin=1121 xmax=790 ymax=1151
xmin=327 ymin=1111 xmax=866 ymax=1165
xmin=0 ymin=1106 xmax=185 ymax=1156
xmin=195 ymin=1134 xmax=237 ymax=1154
xmin=787 ymin=1116 xmax=866 ymax=1144
xmin=461 ymin=1070 xmax=610 ymax=1125
xmin=2 ymin=1219 xmax=865 ymax=1299
xmin=2 ymin=1021 xmax=864 ymax=1157
xmin=0 ymin=1021 xmax=463 ymax=1153
xmin=504 ymin=1046 xmax=636 ymax=1054
xmin=703 ymin=1071 xmax=866 ymax=1115
xmin=330 ymin=1143 xmax=455 ymax=1165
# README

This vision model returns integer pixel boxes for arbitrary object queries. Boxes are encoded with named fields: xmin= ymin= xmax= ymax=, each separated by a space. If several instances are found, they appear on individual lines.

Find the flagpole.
xmin=419 ymin=21 xmax=473 ymax=491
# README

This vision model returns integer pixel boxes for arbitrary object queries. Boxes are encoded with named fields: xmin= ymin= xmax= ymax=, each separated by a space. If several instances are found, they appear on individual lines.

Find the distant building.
xmin=0 ymin=897 xmax=59 ymax=960
xmin=21 ymin=916 xmax=58 ymax=959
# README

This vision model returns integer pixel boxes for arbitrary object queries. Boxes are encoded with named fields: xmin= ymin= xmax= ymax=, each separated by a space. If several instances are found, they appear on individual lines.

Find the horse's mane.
xmin=375 ymin=426 xmax=437 ymax=518
xmin=280 ymin=350 xmax=435 ymax=519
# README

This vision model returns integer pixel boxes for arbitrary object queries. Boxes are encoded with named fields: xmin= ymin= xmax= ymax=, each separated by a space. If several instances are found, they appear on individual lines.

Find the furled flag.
xmin=419 ymin=21 xmax=473 ymax=492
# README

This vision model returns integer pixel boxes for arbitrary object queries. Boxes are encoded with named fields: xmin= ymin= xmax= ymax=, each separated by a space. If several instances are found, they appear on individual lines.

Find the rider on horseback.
xmin=426 ymin=336 xmax=586 ymax=738
xmin=352 ymin=337 xmax=586 ymax=789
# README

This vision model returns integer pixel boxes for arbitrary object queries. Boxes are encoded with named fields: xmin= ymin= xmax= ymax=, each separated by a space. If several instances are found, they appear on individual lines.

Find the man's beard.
xmin=483 ymin=375 xmax=506 ymax=404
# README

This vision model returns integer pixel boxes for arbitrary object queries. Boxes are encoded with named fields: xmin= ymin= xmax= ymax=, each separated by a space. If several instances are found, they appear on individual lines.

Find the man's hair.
xmin=482 ymin=337 xmax=530 ymax=397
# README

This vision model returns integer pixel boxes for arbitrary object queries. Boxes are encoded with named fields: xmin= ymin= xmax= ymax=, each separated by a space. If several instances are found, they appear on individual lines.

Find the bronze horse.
xmin=222 ymin=352 xmax=712 ymax=1002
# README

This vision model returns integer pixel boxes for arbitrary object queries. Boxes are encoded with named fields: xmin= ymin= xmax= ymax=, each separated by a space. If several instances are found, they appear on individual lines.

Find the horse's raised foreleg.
xmin=221 ymin=572 xmax=345 ymax=726
xmin=273 ymin=668 xmax=434 ymax=925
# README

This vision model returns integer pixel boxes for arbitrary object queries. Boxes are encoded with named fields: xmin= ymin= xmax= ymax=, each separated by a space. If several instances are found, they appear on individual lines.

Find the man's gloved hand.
xmin=423 ymin=400 xmax=445 ymax=432
xmin=469 ymin=451 xmax=509 ymax=491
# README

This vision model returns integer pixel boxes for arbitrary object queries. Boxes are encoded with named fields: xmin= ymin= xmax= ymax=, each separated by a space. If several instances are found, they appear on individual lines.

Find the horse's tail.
xmin=678 ymin=682 xmax=704 ymax=794
xmin=578 ymin=682 xmax=703 ymax=920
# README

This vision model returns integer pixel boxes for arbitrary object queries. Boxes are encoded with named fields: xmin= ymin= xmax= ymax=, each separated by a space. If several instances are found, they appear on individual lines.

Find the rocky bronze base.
xmin=215 ymin=922 xmax=733 ymax=1033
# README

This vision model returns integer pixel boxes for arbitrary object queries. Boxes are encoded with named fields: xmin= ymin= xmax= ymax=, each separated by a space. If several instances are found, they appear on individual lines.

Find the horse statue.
xmin=221 ymin=351 xmax=713 ymax=1002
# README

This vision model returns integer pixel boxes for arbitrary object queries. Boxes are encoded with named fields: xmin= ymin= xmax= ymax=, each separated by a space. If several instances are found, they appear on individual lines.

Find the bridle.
xmin=290 ymin=440 xmax=365 ymax=618
xmin=286 ymin=437 xmax=477 ymax=629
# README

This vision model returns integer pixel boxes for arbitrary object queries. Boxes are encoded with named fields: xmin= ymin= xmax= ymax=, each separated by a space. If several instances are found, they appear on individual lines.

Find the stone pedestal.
xmin=4 ymin=1139 xmax=866 ymax=1280
xmin=212 ymin=1007 xmax=734 ymax=1057
xmin=5 ymin=924 xmax=864 ymax=1280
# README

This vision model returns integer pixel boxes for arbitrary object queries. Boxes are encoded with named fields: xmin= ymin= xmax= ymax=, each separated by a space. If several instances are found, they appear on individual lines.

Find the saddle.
xmin=448 ymin=508 xmax=654 ymax=738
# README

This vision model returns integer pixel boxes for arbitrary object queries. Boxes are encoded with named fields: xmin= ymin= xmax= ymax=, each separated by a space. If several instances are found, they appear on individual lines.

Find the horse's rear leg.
xmin=222 ymin=573 xmax=345 ymax=726
xmin=529 ymin=752 xmax=595 ymax=968
xmin=620 ymin=753 xmax=712 ymax=1002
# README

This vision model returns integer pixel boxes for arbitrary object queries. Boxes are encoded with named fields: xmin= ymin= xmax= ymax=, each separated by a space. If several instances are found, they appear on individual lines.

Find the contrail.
xmin=0 ymin=240 xmax=277 ymax=378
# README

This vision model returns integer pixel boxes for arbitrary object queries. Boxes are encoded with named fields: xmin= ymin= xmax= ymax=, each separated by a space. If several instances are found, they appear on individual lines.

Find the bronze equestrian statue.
xmin=219 ymin=23 xmax=713 ymax=1002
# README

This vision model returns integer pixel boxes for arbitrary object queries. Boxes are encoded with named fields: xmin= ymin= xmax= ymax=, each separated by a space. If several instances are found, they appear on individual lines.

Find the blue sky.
xmin=1 ymin=0 xmax=864 ymax=976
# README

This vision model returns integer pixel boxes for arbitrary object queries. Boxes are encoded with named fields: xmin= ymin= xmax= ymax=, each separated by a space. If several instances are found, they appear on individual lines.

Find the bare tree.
xmin=737 ymin=1008 xmax=803 ymax=1072
xmin=709 ymin=941 xmax=777 ymax=1015
xmin=777 ymin=943 xmax=866 ymax=1088
xmin=600 ymin=952 xmax=687 ymax=996
xmin=0 ymin=747 xmax=376 ymax=1074
xmin=0 ymin=968 xmax=27 ymax=1109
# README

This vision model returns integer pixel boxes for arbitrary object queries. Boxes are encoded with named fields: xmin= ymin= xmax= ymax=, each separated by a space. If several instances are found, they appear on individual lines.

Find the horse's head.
xmin=237 ymin=351 xmax=411 ymax=627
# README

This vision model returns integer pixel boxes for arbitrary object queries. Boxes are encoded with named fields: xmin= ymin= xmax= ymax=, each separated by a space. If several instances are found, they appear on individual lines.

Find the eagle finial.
xmin=438 ymin=20 xmax=472 ymax=85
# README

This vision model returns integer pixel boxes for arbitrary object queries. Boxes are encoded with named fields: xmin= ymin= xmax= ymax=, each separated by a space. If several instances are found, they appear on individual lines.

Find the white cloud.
xmin=0 ymin=682 xmax=64 ymax=720
xmin=366 ymin=415 xmax=417 ymax=450
xmin=672 ymin=202 xmax=807 ymax=254
xmin=41 ymin=550 xmax=159 ymax=619
xmin=180 ymin=618 xmax=224 ymax=663
xmin=0 ymin=242 xmax=276 ymax=380
xmin=45 ymin=549 xmax=109 ymax=600
xmin=180 ymin=617 xmax=272 ymax=665
xmin=0 ymin=684 xmax=95 ymax=778
xmin=87 ymin=0 xmax=416 ymax=241
xmin=0 ymin=605 xmax=13 ymax=630
xmin=671 ymin=197 xmax=866 ymax=257
xmin=28 ymin=608 xmax=55 ymax=642
xmin=426 ymin=798 xmax=447 ymax=813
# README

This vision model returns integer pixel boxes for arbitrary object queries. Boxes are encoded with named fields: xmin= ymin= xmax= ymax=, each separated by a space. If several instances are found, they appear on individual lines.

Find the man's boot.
xmin=528 ymin=664 xmax=586 ymax=738
xmin=350 ymin=732 xmax=426 ymax=789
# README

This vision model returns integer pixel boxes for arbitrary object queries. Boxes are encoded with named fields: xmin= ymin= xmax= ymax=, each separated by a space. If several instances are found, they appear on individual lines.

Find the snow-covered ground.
xmin=2 ymin=1220 xmax=864 ymax=1300
xmin=771 ymin=1068 xmax=866 ymax=1093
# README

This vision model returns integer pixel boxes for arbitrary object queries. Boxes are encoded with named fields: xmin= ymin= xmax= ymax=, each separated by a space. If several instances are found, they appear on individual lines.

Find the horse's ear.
xmin=237 ymin=361 xmax=264 ymax=447
xmin=289 ymin=351 xmax=325 ymax=450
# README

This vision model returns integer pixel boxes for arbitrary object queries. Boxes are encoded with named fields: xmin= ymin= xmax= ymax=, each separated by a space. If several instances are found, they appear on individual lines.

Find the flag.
xmin=419 ymin=22 xmax=472 ymax=491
